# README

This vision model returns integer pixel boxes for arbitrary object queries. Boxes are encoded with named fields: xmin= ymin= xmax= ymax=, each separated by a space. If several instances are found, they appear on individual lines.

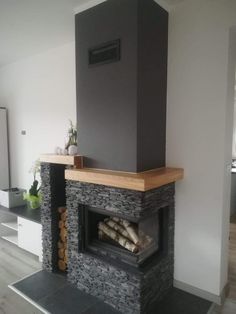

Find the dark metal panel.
xmin=75 ymin=0 xmax=168 ymax=172
xmin=137 ymin=0 xmax=168 ymax=171
xmin=76 ymin=0 xmax=138 ymax=172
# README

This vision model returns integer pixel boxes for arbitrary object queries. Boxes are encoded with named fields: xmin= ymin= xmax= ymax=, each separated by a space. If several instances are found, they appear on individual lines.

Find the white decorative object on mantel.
xmin=55 ymin=146 xmax=61 ymax=155
xmin=54 ymin=147 xmax=69 ymax=155
xmin=62 ymin=148 xmax=68 ymax=155
xmin=68 ymin=145 xmax=78 ymax=156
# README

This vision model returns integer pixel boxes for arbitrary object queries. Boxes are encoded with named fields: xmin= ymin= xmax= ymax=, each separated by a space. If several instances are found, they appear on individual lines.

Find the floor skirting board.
xmin=174 ymin=279 xmax=229 ymax=305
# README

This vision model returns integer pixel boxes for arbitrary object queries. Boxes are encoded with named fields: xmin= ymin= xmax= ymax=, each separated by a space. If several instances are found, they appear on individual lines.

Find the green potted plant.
xmin=23 ymin=159 xmax=41 ymax=209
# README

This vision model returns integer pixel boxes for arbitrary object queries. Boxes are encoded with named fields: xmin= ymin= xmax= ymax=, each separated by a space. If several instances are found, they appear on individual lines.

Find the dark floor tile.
xmin=149 ymin=288 xmax=212 ymax=314
xmin=83 ymin=300 xmax=120 ymax=314
xmin=39 ymin=284 xmax=98 ymax=314
xmin=13 ymin=270 xmax=67 ymax=301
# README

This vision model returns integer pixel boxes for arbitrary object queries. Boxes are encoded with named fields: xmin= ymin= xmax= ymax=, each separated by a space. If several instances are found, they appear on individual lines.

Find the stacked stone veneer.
xmin=40 ymin=162 xmax=175 ymax=314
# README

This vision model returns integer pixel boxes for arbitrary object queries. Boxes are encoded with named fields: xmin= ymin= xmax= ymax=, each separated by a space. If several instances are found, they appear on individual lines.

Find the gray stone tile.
xmin=39 ymin=284 xmax=98 ymax=314
xmin=13 ymin=270 xmax=67 ymax=301
xmin=149 ymin=288 xmax=212 ymax=314
xmin=83 ymin=300 xmax=120 ymax=314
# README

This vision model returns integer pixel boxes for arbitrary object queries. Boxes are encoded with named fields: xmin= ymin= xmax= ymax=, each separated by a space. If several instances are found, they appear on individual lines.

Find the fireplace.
xmin=82 ymin=205 xmax=166 ymax=267
xmin=40 ymin=159 xmax=184 ymax=314
xmin=39 ymin=0 xmax=183 ymax=312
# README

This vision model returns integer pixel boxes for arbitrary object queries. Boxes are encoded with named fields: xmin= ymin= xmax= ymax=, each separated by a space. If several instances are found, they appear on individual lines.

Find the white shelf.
xmin=1 ymin=222 xmax=18 ymax=231
xmin=0 ymin=214 xmax=42 ymax=262
xmin=2 ymin=235 xmax=18 ymax=246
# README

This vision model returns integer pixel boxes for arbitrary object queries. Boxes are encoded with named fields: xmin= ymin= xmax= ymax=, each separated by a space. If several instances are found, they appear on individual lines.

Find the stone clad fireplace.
xmin=40 ymin=159 xmax=182 ymax=314
xmin=66 ymin=180 xmax=175 ymax=314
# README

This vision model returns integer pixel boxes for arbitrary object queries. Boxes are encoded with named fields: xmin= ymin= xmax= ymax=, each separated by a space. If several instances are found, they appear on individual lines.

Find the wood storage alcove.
xmin=57 ymin=206 xmax=68 ymax=272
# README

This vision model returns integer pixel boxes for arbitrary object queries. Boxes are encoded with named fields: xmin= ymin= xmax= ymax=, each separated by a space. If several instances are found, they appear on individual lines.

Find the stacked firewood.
xmin=98 ymin=217 xmax=153 ymax=254
xmin=57 ymin=207 xmax=68 ymax=271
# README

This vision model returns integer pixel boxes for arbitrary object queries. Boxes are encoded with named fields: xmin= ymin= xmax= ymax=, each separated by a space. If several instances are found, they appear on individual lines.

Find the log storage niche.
xmin=57 ymin=207 xmax=68 ymax=272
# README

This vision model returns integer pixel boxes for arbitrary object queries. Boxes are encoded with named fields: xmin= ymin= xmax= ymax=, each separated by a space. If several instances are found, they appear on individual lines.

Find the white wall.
xmin=231 ymin=71 xmax=236 ymax=158
xmin=222 ymin=27 xmax=236 ymax=295
xmin=0 ymin=42 xmax=76 ymax=189
xmin=167 ymin=0 xmax=236 ymax=297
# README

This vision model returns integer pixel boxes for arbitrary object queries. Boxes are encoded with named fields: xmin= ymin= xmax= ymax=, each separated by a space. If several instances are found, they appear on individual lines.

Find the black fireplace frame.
xmin=80 ymin=204 xmax=169 ymax=268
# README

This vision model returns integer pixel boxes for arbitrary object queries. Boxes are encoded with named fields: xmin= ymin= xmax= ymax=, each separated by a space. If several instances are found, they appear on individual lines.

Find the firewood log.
xmin=58 ymin=248 xmax=65 ymax=259
xmin=58 ymin=207 xmax=66 ymax=214
xmin=60 ymin=227 xmax=67 ymax=238
xmin=61 ymin=212 xmax=67 ymax=222
xmin=64 ymin=255 xmax=68 ymax=264
xmin=98 ymin=230 xmax=111 ymax=241
xmin=98 ymin=222 xmax=138 ymax=253
xmin=98 ymin=230 xmax=104 ymax=240
xmin=60 ymin=233 xmax=67 ymax=243
xmin=121 ymin=220 xmax=139 ymax=245
xmin=112 ymin=217 xmax=121 ymax=223
xmin=104 ymin=218 xmax=133 ymax=242
xmin=58 ymin=241 xmax=65 ymax=249
xmin=138 ymin=231 xmax=153 ymax=250
xmin=58 ymin=221 xmax=65 ymax=229
xmin=58 ymin=260 xmax=67 ymax=271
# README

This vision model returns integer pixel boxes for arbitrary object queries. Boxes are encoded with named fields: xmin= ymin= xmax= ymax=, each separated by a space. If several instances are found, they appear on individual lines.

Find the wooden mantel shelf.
xmin=40 ymin=154 xmax=83 ymax=169
xmin=65 ymin=167 xmax=184 ymax=192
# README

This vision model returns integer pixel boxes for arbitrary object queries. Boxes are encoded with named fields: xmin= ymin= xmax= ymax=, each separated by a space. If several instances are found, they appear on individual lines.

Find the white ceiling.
xmin=0 ymin=0 xmax=183 ymax=68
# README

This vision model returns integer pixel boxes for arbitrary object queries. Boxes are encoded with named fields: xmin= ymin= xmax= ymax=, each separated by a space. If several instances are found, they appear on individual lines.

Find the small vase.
xmin=68 ymin=145 xmax=78 ymax=156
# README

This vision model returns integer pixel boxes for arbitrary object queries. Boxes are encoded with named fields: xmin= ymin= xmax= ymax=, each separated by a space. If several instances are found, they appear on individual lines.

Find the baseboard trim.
xmin=173 ymin=279 xmax=229 ymax=305
xmin=207 ymin=303 xmax=218 ymax=314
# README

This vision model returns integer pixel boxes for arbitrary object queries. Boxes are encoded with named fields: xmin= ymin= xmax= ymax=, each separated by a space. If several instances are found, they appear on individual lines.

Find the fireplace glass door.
xmin=83 ymin=206 xmax=162 ymax=267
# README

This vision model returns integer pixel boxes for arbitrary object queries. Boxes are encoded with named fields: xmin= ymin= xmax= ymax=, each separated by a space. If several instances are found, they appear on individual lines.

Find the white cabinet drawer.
xmin=18 ymin=217 xmax=42 ymax=259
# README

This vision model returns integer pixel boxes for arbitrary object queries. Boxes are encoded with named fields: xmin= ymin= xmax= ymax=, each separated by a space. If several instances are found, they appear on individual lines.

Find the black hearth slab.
xmin=39 ymin=286 xmax=120 ymax=314
xmin=10 ymin=271 xmax=212 ymax=314
xmin=149 ymin=288 xmax=212 ymax=314
xmin=0 ymin=204 xmax=41 ymax=223
xmin=9 ymin=270 xmax=119 ymax=314
xmin=11 ymin=270 xmax=67 ymax=301
xmin=39 ymin=284 xmax=98 ymax=314
xmin=82 ymin=301 xmax=120 ymax=314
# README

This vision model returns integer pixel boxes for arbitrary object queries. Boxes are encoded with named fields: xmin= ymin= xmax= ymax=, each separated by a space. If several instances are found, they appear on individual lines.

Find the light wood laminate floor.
xmin=0 ymin=238 xmax=42 ymax=314
xmin=228 ymin=215 xmax=236 ymax=299
xmin=210 ymin=299 xmax=236 ymax=314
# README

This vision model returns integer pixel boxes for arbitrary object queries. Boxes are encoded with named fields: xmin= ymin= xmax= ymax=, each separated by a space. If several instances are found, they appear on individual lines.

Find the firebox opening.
xmin=82 ymin=206 xmax=167 ymax=268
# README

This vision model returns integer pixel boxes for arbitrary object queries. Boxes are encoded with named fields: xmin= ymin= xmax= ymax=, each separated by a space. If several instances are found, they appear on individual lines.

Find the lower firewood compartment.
xmin=81 ymin=206 xmax=167 ymax=267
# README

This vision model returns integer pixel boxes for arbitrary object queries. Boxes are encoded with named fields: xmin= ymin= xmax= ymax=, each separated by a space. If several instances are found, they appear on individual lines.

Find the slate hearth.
xmin=40 ymin=162 xmax=175 ymax=314
xmin=9 ymin=270 xmax=212 ymax=314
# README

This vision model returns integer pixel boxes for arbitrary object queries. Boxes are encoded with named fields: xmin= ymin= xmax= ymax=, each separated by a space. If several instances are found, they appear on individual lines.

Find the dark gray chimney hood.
xmin=75 ymin=0 xmax=168 ymax=173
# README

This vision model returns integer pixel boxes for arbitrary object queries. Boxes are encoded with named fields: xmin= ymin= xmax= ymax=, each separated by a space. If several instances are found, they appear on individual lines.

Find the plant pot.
xmin=27 ymin=198 xmax=40 ymax=210
xmin=24 ymin=193 xmax=41 ymax=209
